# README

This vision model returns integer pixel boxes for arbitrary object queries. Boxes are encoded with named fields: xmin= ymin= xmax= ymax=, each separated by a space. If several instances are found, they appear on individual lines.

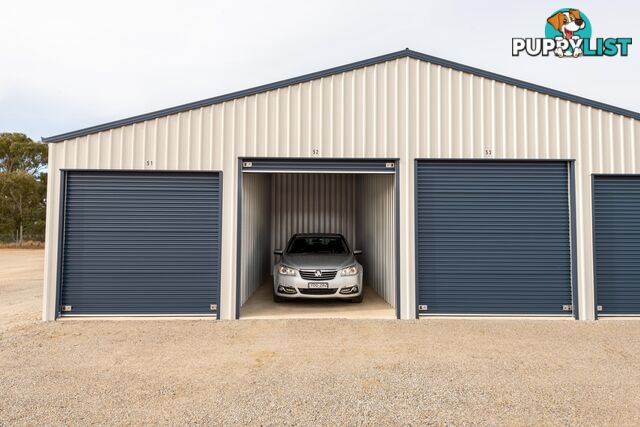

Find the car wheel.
xmin=350 ymin=293 xmax=364 ymax=303
xmin=273 ymin=289 xmax=286 ymax=303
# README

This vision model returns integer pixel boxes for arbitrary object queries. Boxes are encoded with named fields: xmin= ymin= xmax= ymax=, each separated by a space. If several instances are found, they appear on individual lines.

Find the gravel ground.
xmin=1 ymin=250 xmax=640 ymax=425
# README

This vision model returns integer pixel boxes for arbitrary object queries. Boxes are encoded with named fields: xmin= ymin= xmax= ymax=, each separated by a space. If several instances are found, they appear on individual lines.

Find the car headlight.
xmin=278 ymin=265 xmax=296 ymax=276
xmin=340 ymin=265 xmax=358 ymax=276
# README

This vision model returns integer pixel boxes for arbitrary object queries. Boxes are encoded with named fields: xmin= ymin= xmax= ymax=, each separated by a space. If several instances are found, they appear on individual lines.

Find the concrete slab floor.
xmin=240 ymin=282 xmax=396 ymax=319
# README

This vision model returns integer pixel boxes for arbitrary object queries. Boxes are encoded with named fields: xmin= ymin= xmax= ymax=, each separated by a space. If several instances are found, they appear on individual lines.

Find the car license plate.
xmin=308 ymin=282 xmax=329 ymax=289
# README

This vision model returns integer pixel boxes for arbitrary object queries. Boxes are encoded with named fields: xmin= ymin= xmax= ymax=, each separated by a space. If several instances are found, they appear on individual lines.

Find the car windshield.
xmin=287 ymin=236 xmax=348 ymax=254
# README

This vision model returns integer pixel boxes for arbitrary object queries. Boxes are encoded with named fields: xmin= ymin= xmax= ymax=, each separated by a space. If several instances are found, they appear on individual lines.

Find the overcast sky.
xmin=2 ymin=0 xmax=638 ymax=141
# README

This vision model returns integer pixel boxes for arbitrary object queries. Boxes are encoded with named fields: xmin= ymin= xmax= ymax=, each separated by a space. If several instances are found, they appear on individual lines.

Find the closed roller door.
xmin=594 ymin=177 xmax=640 ymax=315
xmin=415 ymin=161 xmax=572 ymax=315
xmin=59 ymin=171 xmax=222 ymax=316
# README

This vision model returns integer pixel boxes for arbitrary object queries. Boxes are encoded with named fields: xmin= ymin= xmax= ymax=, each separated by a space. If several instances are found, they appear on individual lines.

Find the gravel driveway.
xmin=1 ymin=249 xmax=640 ymax=425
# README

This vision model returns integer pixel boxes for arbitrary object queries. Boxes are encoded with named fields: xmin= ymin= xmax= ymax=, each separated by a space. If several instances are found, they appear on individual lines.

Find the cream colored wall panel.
xmin=166 ymin=116 xmax=175 ymax=169
xmin=108 ymin=128 xmax=119 ymax=168
xmin=352 ymin=70 xmax=362 ymax=157
xmin=397 ymin=58 xmax=408 ymax=160
xmin=243 ymin=96 xmax=255 ymax=156
xmin=320 ymin=77 xmax=331 ymax=157
xmin=210 ymin=105 xmax=222 ymax=169
xmin=288 ymin=84 xmax=299 ymax=157
xmin=180 ymin=111 xmax=191 ymax=169
xmin=187 ymin=109 xmax=200 ymax=169
xmin=407 ymin=60 xmax=418 ymax=158
xmin=416 ymin=61 xmax=428 ymax=158
xmin=155 ymin=117 xmax=168 ymax=170
xmin=135 ymin=122 xmax=145 ymax=170
xmin=634 ymin=121 xmax=640 ymax=173
xmin=373 ymin=63 xmax=384 ymax=157
xmin=626 ymin=119 xmax=633 ymax=171
xmin=363 ymin=66 xmax=375 ymax=157
xmin=474 ymin=78 xmax=495 ymax=157
xmin=65 ymin=137 xmax=77 ymax=168
xmin=524 ymin=89 xmax=535 ymax=158
xmin=220 ymin=101 xmax=239 ymax=319
xmin=299 ymin=82 xmax=311 ymax=157
xmin=449 ymin=69 xmax=461 ymax=158
xmin=431 ymin=62 xmax=440 ymax=157
xmin=265 ymin=90 xmax=276 ymax=156
xmin=506 ymin=84 xmax=517 ymax=157
xmin=233 ymin=99 xmax=246 ymax=159
xmin=341 ymin=72 xmax=352 ymax=158
xmin=42 ymin=147 xmax=58 ymax=321
xmin=330 ymin=75 xmax=340 ymax=157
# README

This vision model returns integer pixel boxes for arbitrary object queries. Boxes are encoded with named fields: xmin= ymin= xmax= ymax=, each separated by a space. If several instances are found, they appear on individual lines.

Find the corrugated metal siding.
xmin=593 ymin=176 xmax=640 ymax=315
xmin=240 ymin=173 xmax=272 ymax=305
xmin=59 ymin=171 xmax=221 ymax=315
xmin=356 ymin=175 xmax=396 ymax=306
xmin=415 ymin=161 xmax=572 ymax=315
xmin=43 ymin=56 xmax=640 ymax=320
xmin=271 ymin=174 xmax=356 ymax=257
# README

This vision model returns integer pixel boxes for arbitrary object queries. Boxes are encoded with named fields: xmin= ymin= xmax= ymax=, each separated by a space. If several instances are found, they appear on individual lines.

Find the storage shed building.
xmin=42 ymin=49 xmax=640 ymax=321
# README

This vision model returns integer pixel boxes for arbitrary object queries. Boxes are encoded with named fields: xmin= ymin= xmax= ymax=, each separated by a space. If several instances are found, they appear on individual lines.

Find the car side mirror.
xmin=353 ymin=249 xmax=363 ymax=255
xmin=274 ymin=249 xmax=283 ymax=255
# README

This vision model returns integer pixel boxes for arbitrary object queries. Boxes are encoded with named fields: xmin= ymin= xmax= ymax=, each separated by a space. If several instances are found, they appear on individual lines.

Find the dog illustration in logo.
xmin=547 ymin=9 xmax=586 ymax=57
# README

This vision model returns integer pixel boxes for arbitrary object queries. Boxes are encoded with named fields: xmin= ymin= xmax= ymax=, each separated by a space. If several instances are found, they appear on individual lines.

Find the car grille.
xmin=299 ymin=270 xmax=338 ymax=281
xmin=299 ymin=288 xmax=338 ymax=295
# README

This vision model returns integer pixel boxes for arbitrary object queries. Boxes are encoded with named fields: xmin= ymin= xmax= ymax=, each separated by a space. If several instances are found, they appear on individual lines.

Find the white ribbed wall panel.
xmin=43 ymin=56 xmax=640 ymax=320
xmin=271 ymin=174 xmax=356 ymax=258
xmin=240 ymin=173 xmax=272 ymax=305
xmin=356 ymin=175 xmax=396 ymax=307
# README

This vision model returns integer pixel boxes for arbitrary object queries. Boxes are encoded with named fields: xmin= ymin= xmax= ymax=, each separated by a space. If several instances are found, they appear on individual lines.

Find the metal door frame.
xmin=236 ymin=158 xmax=401 ymax=319
xmin=55 ymin=169 xmax=224 ymax=319
xmin=413 ymin=159 xmax=579 ymax=319
xmin=591 ymin=173 xmax=640 ymax=319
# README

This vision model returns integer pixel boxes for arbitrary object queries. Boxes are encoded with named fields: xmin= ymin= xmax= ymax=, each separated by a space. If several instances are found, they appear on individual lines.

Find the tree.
xmin=0 ymin=133 xmax=48 ymax=245
xmin=0 ymin=133 xmax=47 ymax=174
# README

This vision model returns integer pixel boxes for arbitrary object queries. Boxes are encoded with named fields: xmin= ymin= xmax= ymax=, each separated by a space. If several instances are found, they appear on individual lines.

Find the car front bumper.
xmin=273 ymin=271 xmax=363 ymax=299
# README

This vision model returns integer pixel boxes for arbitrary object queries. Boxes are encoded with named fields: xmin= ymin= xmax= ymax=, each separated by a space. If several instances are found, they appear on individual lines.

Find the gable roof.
xmin=42 ymin=49 xmax=640 ymax=143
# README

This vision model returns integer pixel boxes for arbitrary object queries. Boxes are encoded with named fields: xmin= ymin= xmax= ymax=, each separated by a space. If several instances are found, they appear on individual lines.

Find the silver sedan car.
xmin=272 ymin=233 xmax=363 ymax=303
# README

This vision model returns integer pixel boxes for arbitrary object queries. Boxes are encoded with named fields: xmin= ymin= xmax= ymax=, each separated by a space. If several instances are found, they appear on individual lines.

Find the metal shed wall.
xmin=240 ymin=173 xmax=272 ymax=306
xmin=271 ymin=174 xmax=356 ymax=258
xmin=43 ymin=56 xmax=640 ymax=320
xmin=356 ymin=174 xmax=396 ymax=307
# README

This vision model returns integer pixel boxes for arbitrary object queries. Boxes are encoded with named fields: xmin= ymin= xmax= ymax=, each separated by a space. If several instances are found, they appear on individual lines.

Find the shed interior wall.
xmin=240 ymin=173 xmax=272 ymax=306
xmin=356 ymin=174 xmax=396 ymax=307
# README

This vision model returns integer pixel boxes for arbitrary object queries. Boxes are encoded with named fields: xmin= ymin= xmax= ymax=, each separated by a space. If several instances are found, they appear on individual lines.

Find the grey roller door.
xmin=59 ymin=171 xmax=222 ymax=316
xmin=415 ymin=161 xmax=572 ymax=315
xmin=593 ymin=176 xmax=640 ymax=315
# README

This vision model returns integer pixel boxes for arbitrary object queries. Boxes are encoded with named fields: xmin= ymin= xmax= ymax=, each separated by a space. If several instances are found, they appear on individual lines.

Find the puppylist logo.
xmin=513 ymin=8 xmax=632 ymax=58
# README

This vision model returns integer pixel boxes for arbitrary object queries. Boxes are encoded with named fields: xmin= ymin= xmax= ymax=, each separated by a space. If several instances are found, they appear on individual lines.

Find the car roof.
xmin=291 ymin=233 xmax=344 ymax=237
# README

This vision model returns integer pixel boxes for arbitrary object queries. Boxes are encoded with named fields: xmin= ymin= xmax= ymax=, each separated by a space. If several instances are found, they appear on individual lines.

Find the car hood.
xmin=281 ymin=253 xmax=356 ymax=270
